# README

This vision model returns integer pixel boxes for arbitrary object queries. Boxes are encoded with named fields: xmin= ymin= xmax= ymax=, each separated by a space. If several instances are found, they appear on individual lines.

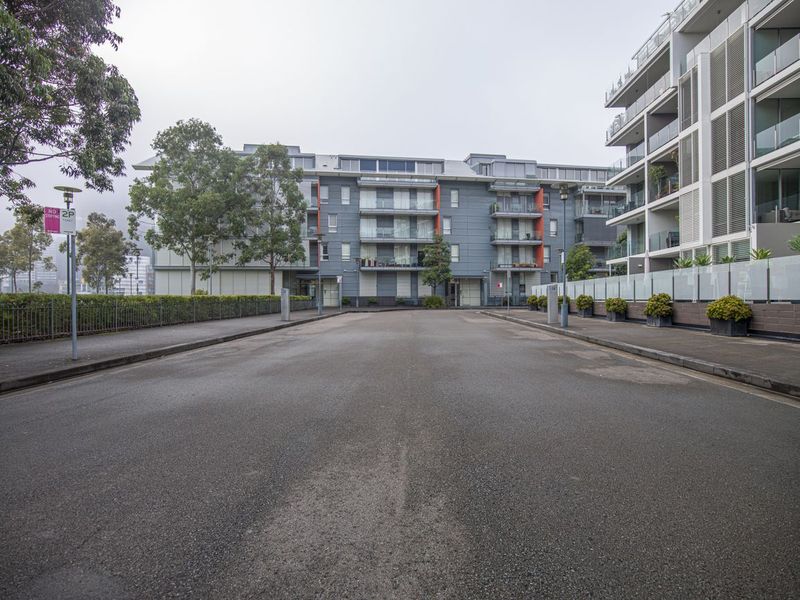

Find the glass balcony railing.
xmin=649 ymin=230 xmax=680 ymax=251
xmin=303 ymin=224 xmax=318 ymax=238
xmin=650 ymin=174 xmax=680 ymax=201
xmin=755 ymin=113 xmax=800 ymax=157
xmin=490 ymin=231 xmax=543 ymax=242
xmin=360 ymin=227 xmax=434 ymax=241
xmin=648 ymin=119 xmax=679 ymax=153
xmin=575 ymin=200 xmax=621 ymax=218
xmin=490 ymin=261 xmax=539 ymax=270
xmin=608 ymin=243 xmax=628 ymax=260
xmin=359 ymin=257 xmax=421 ymax=268
xmin=609 ymin=192 xmax=646 ymax=219
xmin=754 ymin=33 xmax=800 ymax=86
xmin=610 ymin=140 xmax=646 ymax=173
xmin=360 ymin=198 xmax=435 ymax=211
xmin=489 ymin=200 xmax=539 ymax=215
xmin=607 ymin=73 xmax=671 ymax=141
xmin=631 ymin=239 xmax=645 ymax=255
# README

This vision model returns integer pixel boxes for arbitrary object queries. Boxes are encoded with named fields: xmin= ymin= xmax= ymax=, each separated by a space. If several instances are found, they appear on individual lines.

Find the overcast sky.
xmin=7 ymin=0 xmax=676 ymax=234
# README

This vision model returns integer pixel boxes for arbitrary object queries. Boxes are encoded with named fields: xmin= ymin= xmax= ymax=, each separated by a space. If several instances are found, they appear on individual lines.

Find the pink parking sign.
xmin=44 ymin=207 xmax=61 ymax=233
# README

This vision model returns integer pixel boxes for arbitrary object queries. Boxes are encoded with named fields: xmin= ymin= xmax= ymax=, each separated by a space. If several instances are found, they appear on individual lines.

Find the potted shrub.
xmin=575 ymin=294 xmax=594 ymax=318
xmin=526 ymin=295 xmax=538 ymax=310
xmin=644 ymin=293 xmax=672 ymax=327
xmin=538 ymin=295 xmax=548 ymax=311
xmin=706 ymin=295 xmax=752 ymax=336
xmin=367 ymin=297 xmax=378 ymax=306
xmin=605 ymin=297 xmax=627 ymax=322
xmin=557 ymin=295 xmax=570 ymax=313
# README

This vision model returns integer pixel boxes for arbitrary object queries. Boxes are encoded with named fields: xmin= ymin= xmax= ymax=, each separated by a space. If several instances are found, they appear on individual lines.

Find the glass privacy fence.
xmin=530 ymin=255 xmax=800 ymax=303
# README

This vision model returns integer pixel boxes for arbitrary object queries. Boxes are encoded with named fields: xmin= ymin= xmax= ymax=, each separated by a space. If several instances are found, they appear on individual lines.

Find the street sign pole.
xmin=70 ymin=232 xmax=78 ymax=360
xmin=54 ymin=185 xmax=81 ymax=360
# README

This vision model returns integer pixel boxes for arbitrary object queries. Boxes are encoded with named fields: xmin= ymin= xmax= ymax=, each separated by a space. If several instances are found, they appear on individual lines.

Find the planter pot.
xmin=646 ymin=315 xmax=672 ymax=327
xmin=709 ymin=318 xmax=748 ymax=337
xmin=578 ymin=307 xmax=593 ymax=318
xmin=528 ymin=304 xmax=536 ymax=311
xmin=607 ymin=311 xmax=625 ymax=322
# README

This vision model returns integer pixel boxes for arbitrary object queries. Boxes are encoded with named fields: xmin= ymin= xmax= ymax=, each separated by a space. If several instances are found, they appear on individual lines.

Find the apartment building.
xmin=134 ymin=147 xmax=624 ymax=306
xmin=604 ymin=0 xmax=800 ymax=273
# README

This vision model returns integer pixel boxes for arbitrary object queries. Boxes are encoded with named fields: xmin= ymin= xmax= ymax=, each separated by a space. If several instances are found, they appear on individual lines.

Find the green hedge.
xmin=0 ymin=293 xmax=314 ymax=343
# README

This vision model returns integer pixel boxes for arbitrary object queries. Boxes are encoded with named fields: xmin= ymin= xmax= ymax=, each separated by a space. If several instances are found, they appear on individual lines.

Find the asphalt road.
xmin=1 ymin=311 xmax=798 ymax=599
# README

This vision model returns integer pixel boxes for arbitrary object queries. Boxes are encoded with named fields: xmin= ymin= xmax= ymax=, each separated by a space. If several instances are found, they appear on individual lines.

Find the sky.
xmin=6 ymin=0 xmax=676 ymax=237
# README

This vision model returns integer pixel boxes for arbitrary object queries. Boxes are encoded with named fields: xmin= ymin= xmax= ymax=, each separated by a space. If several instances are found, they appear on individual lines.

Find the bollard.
xmin=281 ymin=288 xmax=291 ymax=322
xmin=547 ymin=283 xmax=559 ymax=324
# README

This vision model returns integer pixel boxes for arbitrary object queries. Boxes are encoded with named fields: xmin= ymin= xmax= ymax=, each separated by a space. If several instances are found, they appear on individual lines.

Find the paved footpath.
xmin=486 ymin=308 xmax=800 ymax=397
xmin=0 ymin=309 xmax=341 ymax=392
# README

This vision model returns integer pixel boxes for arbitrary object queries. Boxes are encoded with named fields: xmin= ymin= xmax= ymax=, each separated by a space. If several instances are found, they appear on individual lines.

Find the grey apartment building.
xmin=604 ymin=0 xmax=800 ymax=273
xmin=134 ymin=147 xmax=624 ymax=307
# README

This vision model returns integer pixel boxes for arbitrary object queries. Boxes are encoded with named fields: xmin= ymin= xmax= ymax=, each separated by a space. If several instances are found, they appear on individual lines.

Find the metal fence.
xmin=530 ymin=255 xmax=800 ymax=303
xmin=0 ymin=296 xmax=316 ymax=344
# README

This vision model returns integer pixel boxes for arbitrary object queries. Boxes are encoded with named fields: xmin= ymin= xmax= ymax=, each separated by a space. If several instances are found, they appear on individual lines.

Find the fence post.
xmin=50 ymin=299 xmax=54 ymax=339
xmin=114 ymin=298 xmax=118 ymax=331
xmin=766 ymin=260 xmax=771 ymax=303
xmin=193 ymin=297 xmax=196 ymax=322
xmin=159 ymin=299 xmax=163 ymax=327
xmin=694 ymin=267 xmax=700 ymax=303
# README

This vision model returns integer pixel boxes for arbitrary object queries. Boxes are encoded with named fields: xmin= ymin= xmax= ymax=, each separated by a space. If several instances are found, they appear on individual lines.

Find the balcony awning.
xmin=357 ymin=177 xmax=438 ymax=189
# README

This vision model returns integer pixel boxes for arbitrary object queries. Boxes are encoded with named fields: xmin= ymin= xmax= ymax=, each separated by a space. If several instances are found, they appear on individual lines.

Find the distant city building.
xmin=13 ymin=259 xmax=58 ymax=293
xmin=114 ymin=254 xmax=154 ymax=296
xmin=604 ymin=0 xmax=800 ymax=274
xmin=134 ymin=146 xmax=625 ymax=306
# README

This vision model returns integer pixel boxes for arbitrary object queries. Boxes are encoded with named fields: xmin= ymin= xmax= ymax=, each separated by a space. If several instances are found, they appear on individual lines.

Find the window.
xmin=328 ymin=214 xmax=337 ymax=232
xmin=416 ymin=162 xmax=444 ymax=175
xmin=320 ymin=185 xmax=329 ymax=203
xmin=442 ymin=217 xmax=452 ymax=235
xmin=292 ymin=156 xmax=314 ymax=169
xmin=360 ymin=159 xmax=377 ymax=172
xmin=341 ymin=242 xmax=350 ymax=261
xmin=450 ymin=244 xmax=460 ymax=262
xmin=543 ymin=192 xmax=551 ymax=208
xmin=450 ymin=189 xmax=459 ymax=208
xmin=340 ymin=159 xmax=359 ymax=171
xmin=549 ymin=219 xmax=558 ymax=237
xmin=341 ymin=186 xmax=350 ymax=205
xmin=321 ymin=242 xmax=329 ymax=261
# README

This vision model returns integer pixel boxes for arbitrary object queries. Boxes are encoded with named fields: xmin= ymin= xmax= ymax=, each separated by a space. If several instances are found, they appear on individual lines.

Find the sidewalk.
xmin=0 ymin=309 xmax=342 ymax=394
xmin=483 ymin=309 xmax=800 ymax=398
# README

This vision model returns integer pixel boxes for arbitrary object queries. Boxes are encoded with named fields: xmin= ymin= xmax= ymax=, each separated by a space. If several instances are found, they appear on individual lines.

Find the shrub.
xmin=644 ymin=293 xmax=672 ymax=317
xmin=693 ymin=255 xmax=711 ymax=266
xmin=674 ymin=257 xmax=694 ymax=269
xmin=192 ymin=289 xmax=208 ymax=295
xmin=396 ymin=297 xmax=406 ymax=305
xmin=526 ymin=294 xmax=538 ymax=306
xmin=706 ymin=295 xmax=752 ymax=322
xmin=557 ymin=294 xmax=570 ymax=307
xmin=367 ymin=297 xmax=378 ymax=305
xmin=750 ymin=247 xmax=773 ymax=260
xmin=537 ymin=295 xmax=548 ymax=308
xmin=575 ymin=294 xmax=594 ymax=310
xmin=341 ymin=297 xmax=351 ymax=306
xmin=423 ymin=295 xmax=445 ymax=309
xmin=605 ymin=297 xmax=627 ymax=314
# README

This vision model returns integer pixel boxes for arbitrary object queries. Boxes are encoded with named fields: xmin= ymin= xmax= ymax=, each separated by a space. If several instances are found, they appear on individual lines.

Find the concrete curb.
xmin=0 ymin=312 xmax=343 ymax=395
xmin=480 ymin=311 xmax=800 ymax=399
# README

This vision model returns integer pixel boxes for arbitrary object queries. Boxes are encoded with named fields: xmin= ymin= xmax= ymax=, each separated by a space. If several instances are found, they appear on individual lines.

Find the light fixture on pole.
xmin=557 ymin=183 xmax=570 ymax=329
xmin=54 ymin=185 xmax=81 ymax=359
xmin=132 ymin=246 xmax=141 ymax=295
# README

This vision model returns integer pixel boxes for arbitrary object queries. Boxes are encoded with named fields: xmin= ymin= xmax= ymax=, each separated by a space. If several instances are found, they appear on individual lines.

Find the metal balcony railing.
xmin=490 ymin=261 xmax=539 ymax=270
xmin=360 ymin=198 xmax=435 ymax=211
xmin=360 ymin=227 xmax=434 ymax=241
xmin=489 ymin=201 xmax=539 ymax=215
xmin=359 ymin=257 xmax=421 ymax=268
xmin=490 ymin=231 xmax=543 ymax=242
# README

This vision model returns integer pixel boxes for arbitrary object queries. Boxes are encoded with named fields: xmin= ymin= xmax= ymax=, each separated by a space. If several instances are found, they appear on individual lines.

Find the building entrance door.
xmin=449 ymin=281 xmax=460 ymax=307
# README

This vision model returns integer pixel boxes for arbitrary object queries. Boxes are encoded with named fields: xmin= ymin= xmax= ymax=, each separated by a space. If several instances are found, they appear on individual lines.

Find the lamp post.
xmin=132 ymin=246 xmax=141 ymax=295
xmin=316 ymin=232 xmax=324 ymax=315
xmin=54 ymin=185 xmax=81 ymax=360
xmin=558 ymin=183 xmax=569 ymax=328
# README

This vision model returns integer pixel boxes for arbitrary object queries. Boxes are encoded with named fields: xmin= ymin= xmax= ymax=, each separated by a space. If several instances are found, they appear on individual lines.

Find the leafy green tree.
xmin=0 ymin=1 xmax=140 ymax=207
xmin=128 ymin=119 xmax=250 ymax=294
xmin=566 ymin=244 xmax=595 ymax=280
xmin=0 ymin=232 xmax=11 ymax=291
xmin=421 ymin=233 xmax=452 ymax=301
xmin=236 ymin=144 xmax=306 ymax=294
xmin=5 ymin=210 xmax=54 ymax=292
xmin=60 ymin=212 xmax=129 ymax=293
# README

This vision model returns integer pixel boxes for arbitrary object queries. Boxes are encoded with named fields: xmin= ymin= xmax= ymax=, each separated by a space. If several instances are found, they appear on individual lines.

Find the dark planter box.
xmin=607 ymin=311 xmax=625 ymax=322
xmin=528 ymin=304 xmax=536 ymax=310
xmin=709 ymin=318 xmax=748 ymax=337
xmin=578 ymin=307 xmax=593 ymax=318
xmin=646 ymin=315 xmax=672 ymax=327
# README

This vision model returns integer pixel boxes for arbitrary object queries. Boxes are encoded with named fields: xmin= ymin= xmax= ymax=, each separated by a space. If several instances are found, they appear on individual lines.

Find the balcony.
xmin=575 ymin=200 xmax=622 ymax=219
xmin=359 ymin=197 xmax=437 ymax=215
xmin=608 ymin=243 xmax=628 ymax=260
xmin=359 ymin=257 xmax=423 ymax=270
xmin=755 ymin=113 xmax=800 ymax=158
xmin=360 ymin=227 xmax=434 ymax=243
xmin=609 ymin=191 xmax=646 ymax=219
xmin=650 ymin=174 xmax=680 ymax=201
xmin=610 ymin=140 xmax=646 ymax=174
xmin=490 ymin=261 xmax=540 ymax=271
xmin=754 ymin=33 xmax=800 ymax=87
xmin=649 ymin=230 xmax=680 ymax=251
xmin=606 ymin=73 xmax=672 ymax=142
xmin=303 ymin=224 xmax=318 ymax=238
xmin=648 ymin=119 xmax=679 ymax=153
xmin=490 ymin=231 xmax=543 ymax=245
xmin=489 ymin=200 xmax=542 ymax=219
xmin=278 ymin=259 xmax=317 ymax=271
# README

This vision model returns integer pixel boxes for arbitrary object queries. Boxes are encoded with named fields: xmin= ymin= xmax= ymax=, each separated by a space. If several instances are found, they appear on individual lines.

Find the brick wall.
xmin=568 ymin=300 xmax=800 ymax=337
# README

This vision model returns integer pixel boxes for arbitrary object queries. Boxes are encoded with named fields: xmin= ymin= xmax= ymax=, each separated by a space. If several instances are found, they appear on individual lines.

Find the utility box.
xmin=281 ymin=288 xmax=290 ymax=322
xmin=547 ymin=284 xmax=559 ymax=324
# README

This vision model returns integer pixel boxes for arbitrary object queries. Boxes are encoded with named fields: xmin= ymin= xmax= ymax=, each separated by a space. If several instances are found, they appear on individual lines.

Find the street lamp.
xmin=316 ymin=232 xmax=324 ymax=315
xmin=132 ymin=246 xmax=141 ymax=295
xmin=557 ymin=183 xmax=569 ymax=328
xmin=54 ymin=185 xmax=81 ymax=360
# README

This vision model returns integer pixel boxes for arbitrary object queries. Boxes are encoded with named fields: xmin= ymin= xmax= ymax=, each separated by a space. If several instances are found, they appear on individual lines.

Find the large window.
xmin=341 ymin=242 xmax=350 ymax=261
xmin=416 ymin=162 xmax=444 ymax=175
xmin=494 ymin=162 xmax=526 ymax=178
xmin=340 ymin=159 xmax=359 ymax=171
xmin=341 ymin=186 xmax=350 ymax=205
xmin=327 ymin=214 xmax=337 ymax=233
xmin=549 ymin=219 xmax=558 ymax=237
xmin=451 ymin=189 xmax=459 ymax=208
xmin=321 ymin=243 xmax=329 ymax=261
xmin=544 ymin=246 xmax=551 ymax=263
xmin=379 ymin=159 xmax=415 ymax=173
xmin=320 ymin=185 xmax=329 ymax=203
xmin=360 ymin=159 xmax=377 ymax=172
xmin=442 ymin=217 xmax=452 ymax=235
xmin=292 ymin=156 xmax=314 ymax=169
xmin=450 ymin=244 xmax=460 ymax=262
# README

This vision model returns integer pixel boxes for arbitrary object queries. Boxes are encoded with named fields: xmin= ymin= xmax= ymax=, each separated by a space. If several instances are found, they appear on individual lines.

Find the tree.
xmin=128 ymin=119 xmax=250 ymax=294
xmin=0 ymin=233 xmax=11 ymax=291
xmin=5 ymin=210 xmax=54 ymax=292
xmin=236 ymin=144 xmax=306 ymax=294
xmin=566 ymin=244 xmax=595 ymax=281
xmin=60 ymin=212 xmax=129 ymax=293
xmin=0 ymin=1 xmax=140 ymax=208
xmin=421 ymin=233 xmax=452 ymax=301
